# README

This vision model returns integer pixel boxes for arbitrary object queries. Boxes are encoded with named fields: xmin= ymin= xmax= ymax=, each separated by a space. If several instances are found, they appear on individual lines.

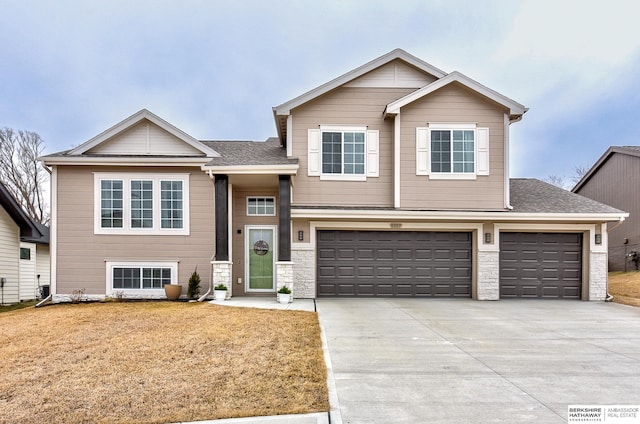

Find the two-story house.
xmin=42 ymin=49 xmax=626 ymax=302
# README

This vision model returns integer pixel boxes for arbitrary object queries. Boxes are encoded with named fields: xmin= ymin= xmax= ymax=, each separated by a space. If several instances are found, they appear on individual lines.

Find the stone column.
xmin=276 ymin=261 xmax=294 ymax=302
xmin=212 ymin=261 xmax=232 ymax=299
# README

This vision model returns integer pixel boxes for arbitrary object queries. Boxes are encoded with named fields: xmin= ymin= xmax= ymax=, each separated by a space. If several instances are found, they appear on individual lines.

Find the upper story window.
xmin=247 ymin=197 xmax=275 ymax=216
xmin=322 ymin=131 xmax=365 ymax=175
xmin=94 ymin=173 xmax=189 ymax=235
xmin=416 ymin=124 xmax=489 ymax=180
xmin=308 ymin=126 xmax=379 ymax=181
xmin=431 ymin=130 xmax=475 ymax=174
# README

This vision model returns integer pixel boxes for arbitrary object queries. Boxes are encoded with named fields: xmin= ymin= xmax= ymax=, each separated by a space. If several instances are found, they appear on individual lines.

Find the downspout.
xmin=504 ymin=114 xmax=513 ymax=210
xmin=36 ymin=294 xmax=53 ymax=308
xmin=199 ymin=164 xmax=217 ymax=302
xmin=197 ymin=255 xmax=215 ymax=302
xmin=605 ymin=216 xmax=627 ymax=302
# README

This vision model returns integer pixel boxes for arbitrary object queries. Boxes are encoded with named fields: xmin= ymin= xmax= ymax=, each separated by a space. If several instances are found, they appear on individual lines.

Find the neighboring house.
xmin=42 ymin=49 xmax=626 ymax=302
xmin=0 ymin=182 xmax=50 ymax=304
xmin=573 ymin=146 xmax=640 ymax=271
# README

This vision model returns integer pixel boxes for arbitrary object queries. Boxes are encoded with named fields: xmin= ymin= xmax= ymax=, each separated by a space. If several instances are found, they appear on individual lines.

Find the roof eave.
xmin=201 ymin=164 xmax=299 ymax=175
xmin=385 ymin=72 xmax=527 ymax=118
xmin=572 ymin=146 xmax=640 ymax=192
xmin=42 ymin=156 xmax=214 ymax=166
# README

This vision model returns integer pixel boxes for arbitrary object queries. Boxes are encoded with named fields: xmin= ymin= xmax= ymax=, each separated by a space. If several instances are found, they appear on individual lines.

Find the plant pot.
xmin=278 ymin=293 xmax=291 ymax=304
xmin=214 ymin=289 xmax=227 ymax=301
xmin=164 ymin=284 xmax=182 ymax=300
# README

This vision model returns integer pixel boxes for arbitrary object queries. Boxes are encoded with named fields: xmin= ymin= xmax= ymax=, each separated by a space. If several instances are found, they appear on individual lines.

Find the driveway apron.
xmin=316 ymin=299 xmax=640 ymax=424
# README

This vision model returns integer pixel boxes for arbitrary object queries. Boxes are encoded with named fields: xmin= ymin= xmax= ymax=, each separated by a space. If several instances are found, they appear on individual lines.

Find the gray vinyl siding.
xmin=575 ymin=152 xmax=640 ymax=270
xmin=290 ymin=86 xmax=415 ymax=207
xmin=0 ymin=207 xmax=20 ymax=303
xmin=55 ymin=166 xmax=215 ymax=295
xmin=400 ymin=83 xmax=507 ymax=210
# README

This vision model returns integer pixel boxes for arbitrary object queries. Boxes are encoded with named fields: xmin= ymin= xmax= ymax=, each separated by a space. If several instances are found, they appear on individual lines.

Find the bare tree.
xmin=0 ymin=128 xmax=49 ymax=224
xmin=571 ymin=164 xmax=590 ymax=185
xmin=543 ymin=174 xmax=567 ymax=189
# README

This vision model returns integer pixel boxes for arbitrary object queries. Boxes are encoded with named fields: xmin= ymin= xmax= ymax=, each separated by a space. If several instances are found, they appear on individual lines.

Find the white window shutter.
xmin=416 ymin=127 xmax=430 ymax=175
xmin=307 ymin=129 xmax=321 ymax=176
xmin=476 ymin=127 xmax=489 ymax=176
xmin=366 ymin=130 xmax=379 ymax=177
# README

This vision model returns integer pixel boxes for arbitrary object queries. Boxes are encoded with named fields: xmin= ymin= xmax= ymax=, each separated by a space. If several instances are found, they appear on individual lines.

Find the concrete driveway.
xmin=316 ymin=299 xmax=640 ymax=424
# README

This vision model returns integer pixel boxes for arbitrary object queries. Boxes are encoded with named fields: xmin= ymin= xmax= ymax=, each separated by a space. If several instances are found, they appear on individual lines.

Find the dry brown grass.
xmin=609 ymin=271 xmax=640 ymax=307
xmin=0 ymin=302 xmax=328 ymax=424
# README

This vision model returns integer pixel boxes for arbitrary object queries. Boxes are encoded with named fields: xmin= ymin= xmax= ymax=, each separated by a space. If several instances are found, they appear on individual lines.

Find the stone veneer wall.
xmin=477 ymin=250 xmax=499 ymax=300
xmin=291 ymin=246 xmax=316 ymax=299
xmin=589 ymin=251 xmax=608 ymax=301
xmin=212 ymin=261 xmax=232 ymax=299
xmin=276 ymin=262 xmax=294 ymax=302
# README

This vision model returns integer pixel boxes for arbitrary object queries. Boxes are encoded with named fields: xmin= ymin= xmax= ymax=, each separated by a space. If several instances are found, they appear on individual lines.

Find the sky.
xmin=1 ymin=0 xmax=639 ymax=184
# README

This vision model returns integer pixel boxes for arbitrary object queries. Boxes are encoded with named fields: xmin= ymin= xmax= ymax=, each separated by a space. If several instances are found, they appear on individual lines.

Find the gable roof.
xmin=384 ymin=71 xmax=527 ymax=121
xmin=510 ymin=178 xmax=624 ymax=214
xmin=572 ymin=146 xmax=640 ymax=192
xmin=0 ymin=181 xmax=47 ymax=243
xmin=273 ymin=49 xmax=446 ymax=118
xmin=200 ymin=138 xmax=299 ymax=175
xmin=272 ymin=49 xmax=527 ymax=144
xmin=67 ymin=109 xmax=219 ymax=158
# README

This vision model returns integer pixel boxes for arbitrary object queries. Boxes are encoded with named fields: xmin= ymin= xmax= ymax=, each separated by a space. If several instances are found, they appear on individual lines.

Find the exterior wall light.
xmin=595 ymin=234 xmax=602 ymax=245
xmin=298 ymin=231 xmax=304 ymax=241
xmin=484 ymin=232 xmax=492 ymax=244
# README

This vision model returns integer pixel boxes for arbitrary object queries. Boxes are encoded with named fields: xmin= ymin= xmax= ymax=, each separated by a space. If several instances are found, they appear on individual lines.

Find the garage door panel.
xmin=318 ymin=248 xmax=336 ymax=260
xmin=563 ymin=287 xmax=580 ymax=298
xmin=317 ymin=231 xmax=471 ymax=298
xmin=338 ymin=266 xmax=354 ymax=277
xmin=500 ymin=232 xmax=582 ymax=299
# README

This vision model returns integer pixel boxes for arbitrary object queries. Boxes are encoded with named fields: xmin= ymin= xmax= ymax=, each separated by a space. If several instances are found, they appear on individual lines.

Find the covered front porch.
xmin=201 ymin=139 xmax=298 ymax=299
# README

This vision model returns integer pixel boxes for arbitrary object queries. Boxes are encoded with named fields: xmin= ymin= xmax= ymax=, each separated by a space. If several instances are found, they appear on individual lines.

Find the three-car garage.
xmin=316 ymin=230 xmax=584 ymax=300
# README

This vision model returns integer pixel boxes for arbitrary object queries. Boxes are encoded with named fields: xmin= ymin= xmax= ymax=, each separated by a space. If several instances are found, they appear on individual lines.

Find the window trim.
xmin=246 ymin=196 xmax=276 ymax=216
xmin=417 ymin=123 xmax=485 ymax=181
xmin=106 ymin=261 xmax=178 ymax=297
xmin=94 ymin=173 xmax=190 ymax=235
xmin=320 ymin=125 xmax=367 ymax=181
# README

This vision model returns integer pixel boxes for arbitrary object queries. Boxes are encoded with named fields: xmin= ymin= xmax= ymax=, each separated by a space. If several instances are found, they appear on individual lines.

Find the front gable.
xmin=68 ymin=109 xmax=219 ymax=158
xmin=85 ymin=119 xmax=205 ymax=156
xmin=344 ymin=59 xmax=438 ymax=89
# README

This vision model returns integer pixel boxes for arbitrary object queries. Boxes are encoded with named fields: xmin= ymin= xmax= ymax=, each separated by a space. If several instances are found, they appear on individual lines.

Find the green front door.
xmin=246 ymin=227 xmax=275 ymax=292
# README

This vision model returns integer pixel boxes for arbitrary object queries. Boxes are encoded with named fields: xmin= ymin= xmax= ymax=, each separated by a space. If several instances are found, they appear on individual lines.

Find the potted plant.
xmin=214 ymin=283 xmax=227 ymax=301
xmin=164 ymin=283 xmax=182 ymax=300
xmin=277 ymin=285 xmax=292 ymax=304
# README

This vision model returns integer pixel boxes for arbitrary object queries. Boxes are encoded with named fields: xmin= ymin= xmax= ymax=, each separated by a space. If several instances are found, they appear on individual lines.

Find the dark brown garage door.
xmin=317 ymin=231 xmax=472 ymax=297
xmin=499 ymin=232 xmax=582 ymax=299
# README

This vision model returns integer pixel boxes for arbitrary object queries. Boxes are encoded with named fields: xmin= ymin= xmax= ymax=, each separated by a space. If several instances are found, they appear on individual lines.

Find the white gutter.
xmin=43 ymin=157 xmax=213 ymax=166
xmin=202 ymin=164 xmax=299 ymax=176
xmin=291 ymin=208 xmax=629 ymax=222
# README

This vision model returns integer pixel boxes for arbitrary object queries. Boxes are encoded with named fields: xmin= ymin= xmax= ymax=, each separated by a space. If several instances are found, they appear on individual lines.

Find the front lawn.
xmin=609 ymin=271 xmax=640 ymax=307
xmin=0 ymin=302 xmax=329 ymax=423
